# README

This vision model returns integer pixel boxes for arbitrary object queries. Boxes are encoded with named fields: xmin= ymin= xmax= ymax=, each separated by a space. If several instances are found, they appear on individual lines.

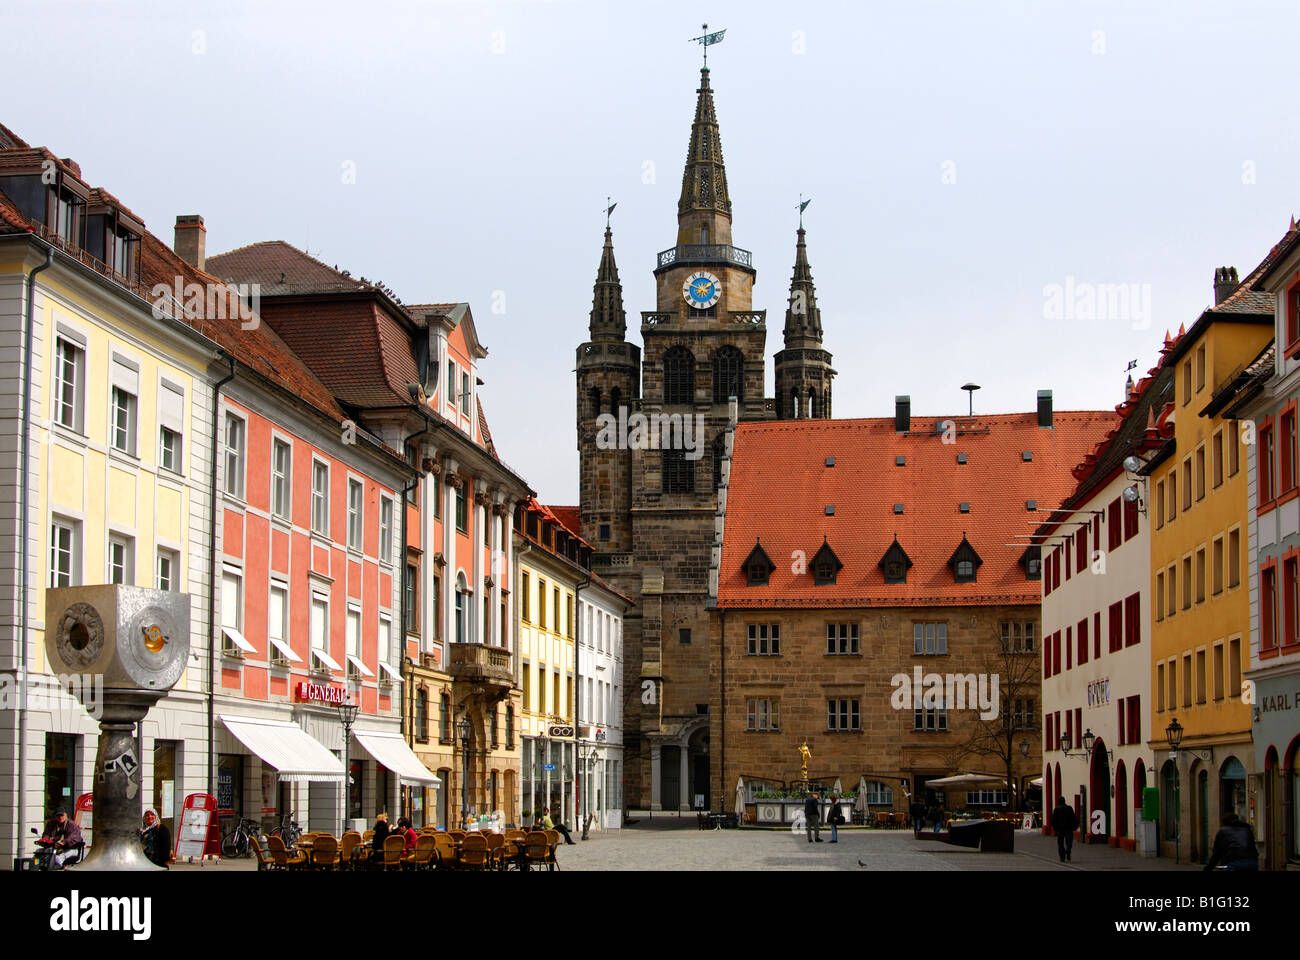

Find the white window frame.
xmin=158 ymin=425 xmax=181 ymax=473
xmin=311 ymin=458 xmax=330 ymax=536
xmin=223 ymin=411 xmax=246 ymax=500
xmin=267 ymin=581 xmax=295 ymax=667
xmin=107 ymin=533 xmax=133 ymax=585
xmin=271 ymin=436 xmax=292 ymax=521
xmin=347 ymin=477 xmax=364 ymax=552
xmin=49 ymin=516 xmax=80 ymax=587
xmin=110 ymin=385 xmax=137 ymax=456
xmin=52 ymin=334 xmax=86 ymax=433
xmin=221 ymin=568 xmax=254 ymax=658
xmin=378 ymin=494 xmax=394 ymax=565
xmin=156 ymin=547 xmax=179 ymax=592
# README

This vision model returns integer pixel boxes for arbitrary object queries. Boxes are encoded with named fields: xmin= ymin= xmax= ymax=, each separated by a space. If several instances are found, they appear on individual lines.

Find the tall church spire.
xmin=676 ymin=68 xmax=733 ymax=247
xmin=783 ymin=226 xmax=822 ymax=346
xmin=589 ymin=224 xmax=626 ymax=341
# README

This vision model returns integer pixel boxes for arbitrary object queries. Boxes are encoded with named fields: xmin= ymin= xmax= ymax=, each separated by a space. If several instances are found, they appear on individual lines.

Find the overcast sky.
xmin=6 ymin=0 xmax=1298 ymax=502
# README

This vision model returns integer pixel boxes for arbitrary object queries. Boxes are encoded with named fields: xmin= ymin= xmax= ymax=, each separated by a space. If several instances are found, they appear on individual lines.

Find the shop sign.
xmin=296 ymin=681 xmax=346 ymax=705
xmin=1252 ymin=689 xmax=1299 ymax=722
xmin=1086 ymin=678 xmax=1110 ymax=707
xmin=595 ymin=727 xmax=607 ymax=742
xmin=548 ymin=724 xmax=575 ymax=738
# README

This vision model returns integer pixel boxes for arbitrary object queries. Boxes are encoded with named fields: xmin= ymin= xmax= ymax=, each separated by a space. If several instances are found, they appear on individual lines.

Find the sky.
xmin=5 ymin=0 xmax=1299 ymax=502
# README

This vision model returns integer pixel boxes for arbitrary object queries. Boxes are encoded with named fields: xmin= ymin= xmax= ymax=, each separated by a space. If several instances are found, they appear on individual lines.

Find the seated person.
xmin=395 ymin=817 xmax=417 ymax=853
xmin=540 ymin=806 xmax=575 ymax=845
xmin=40 ymin=807 xmax=84 ymax=867
xmin=140 ymin=809 xmax=171 ymax=868
xmin=370 ymin=812 xmax=391 ymax=860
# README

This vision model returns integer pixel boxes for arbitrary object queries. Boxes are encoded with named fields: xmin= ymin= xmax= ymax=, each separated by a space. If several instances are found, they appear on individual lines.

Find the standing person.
xmin=140 ymin=809 xmax=171 ymax=868
xmin=827 ymin=794 xmax=844 ymax=843
xmin=927 ymin=802 xmax=941 ymax=833
xmin=540 ymin=806 xmax=575 ymax=845
xmin=1204 ymin=813 xmax=1259 ymax=871
xmin=39 ymin=807 xmax=83 ymax=868
xmin=1050 ymin=797 xmax=1079 ymax=862
xmin=804 ymin=792 xmax=823 ymax=843
xmin=910 ymin=799 xmax=926 ymax=836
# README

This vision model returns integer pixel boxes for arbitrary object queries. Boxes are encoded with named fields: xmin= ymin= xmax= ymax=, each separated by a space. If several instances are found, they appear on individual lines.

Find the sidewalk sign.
xmin=176 ymin=793 xmax=222 ymax=860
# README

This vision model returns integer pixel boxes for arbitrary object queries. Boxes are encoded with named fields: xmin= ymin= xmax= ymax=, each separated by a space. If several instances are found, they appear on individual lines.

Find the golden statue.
xmin=798 ymin=739 xmax=812 ymax=781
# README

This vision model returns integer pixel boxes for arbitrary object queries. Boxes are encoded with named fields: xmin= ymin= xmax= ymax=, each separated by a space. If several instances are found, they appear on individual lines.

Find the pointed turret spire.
xmin=677 ymin=67 xmax=732 ymax=227
xmin=589 ymin=224 xmax=626 ymax=341
xmin=783 ymin=226 xmax=823 ymax=346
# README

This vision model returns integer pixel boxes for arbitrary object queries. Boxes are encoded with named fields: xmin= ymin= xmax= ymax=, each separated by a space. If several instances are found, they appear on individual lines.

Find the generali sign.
xmin=296 ymin=681 xmax=346 ymax=705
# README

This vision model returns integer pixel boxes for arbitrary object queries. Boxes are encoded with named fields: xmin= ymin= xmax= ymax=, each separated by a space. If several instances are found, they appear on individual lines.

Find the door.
xmin=692 ymin=755 xmax=710 ymax=810
xmin=1197 ymin=769 xmax=1209 ymax=863
xmin=437 ymin=770 xmax=450 ymax=830
xmin=661 ymin=746 xmax=681 ymax=810
xmin=153 ymin=740 xmax=179 ymax=839
xmin=44 ymin=734 xmax=78 ymax=819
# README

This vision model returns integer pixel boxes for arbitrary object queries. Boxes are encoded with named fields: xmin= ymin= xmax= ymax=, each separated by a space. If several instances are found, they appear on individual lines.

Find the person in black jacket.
xmin=827 ymin=794 xmax=845 ymax=843
xmin=370 ymin=811 xmax=391 ymax=863
xmin=1204 ymin=813 xmax=1258 ymax=871
xmin=140 ymin=809 xmax=171 ymax=868
xmin=910 ymin=800 xmax=925 ymax=836
xmin=1050 ymin=797 xmax=1079 ymax=862
xmin=803 ymin=793 xmax=822 ymax=843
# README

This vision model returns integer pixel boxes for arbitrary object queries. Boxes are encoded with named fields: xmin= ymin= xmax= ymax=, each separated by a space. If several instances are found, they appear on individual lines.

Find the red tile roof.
xmin=549 ymin=505 xmax=582 ymax=540
xmin=207 ymin=240 xmax=377 ymax=296
xmin=717 ymin=410 xmax=1117 ymax=609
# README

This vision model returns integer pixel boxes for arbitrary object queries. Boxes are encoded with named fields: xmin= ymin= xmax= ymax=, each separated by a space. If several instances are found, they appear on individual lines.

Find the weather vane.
xmin=605 ymin=197 xmax=616 ymax=228
xmin=692 ymin=23 xmax=726 ymax=67
xmin=798 ymin=194 xmax=811 ymax=228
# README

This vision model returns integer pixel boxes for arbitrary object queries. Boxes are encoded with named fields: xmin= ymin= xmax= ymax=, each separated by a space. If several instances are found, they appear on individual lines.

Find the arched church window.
xmin=663 ymin=347 xmax=695 ymax=404
xmin=712 ymin=347 xmax=744 ymax=403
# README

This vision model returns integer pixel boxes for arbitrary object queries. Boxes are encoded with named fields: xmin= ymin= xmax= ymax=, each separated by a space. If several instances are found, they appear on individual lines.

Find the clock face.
xmin=682 ymin=271 xmax=722 ymax=309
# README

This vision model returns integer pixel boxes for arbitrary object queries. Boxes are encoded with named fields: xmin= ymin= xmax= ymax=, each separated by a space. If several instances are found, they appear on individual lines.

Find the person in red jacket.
xmin=395 ymin=817 xmax=418 ymax=852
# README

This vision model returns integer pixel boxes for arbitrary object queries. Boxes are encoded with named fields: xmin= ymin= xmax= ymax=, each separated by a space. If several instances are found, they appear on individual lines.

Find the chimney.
xmin=1037 ymin=389 xmax=1053 ymax=428
xmin=174 ymin=215 xmax=206 ymax=270
xmin=894 ymin=395 xmax=911 ymax=433
xmin=1213 ymin=266 xmax=1238 ymax=306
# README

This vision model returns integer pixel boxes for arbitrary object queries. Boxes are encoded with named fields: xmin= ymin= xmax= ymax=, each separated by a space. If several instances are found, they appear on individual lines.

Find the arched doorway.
xmin=1287 ymin=735 xmax=1300 ymax=865
xmin=1133 ymin=757 xmax=1146 ymax=823
xmin=1160 ymin=759 xmax=1178 ymax=845
xmin=1089 ymin=738 xmax=1110 ymax=841
xmin=1220 ymin=756 xmax=1247 ymax=822
xmin=1264 ymin=746 xmax=1281 ymax=870
xmin=687 ymin=725 xmax=710 ymax=812
xmin=1045 ymin=764 xmax=1053 ymax=834
xmin=1193 ymin=764 xmax=1209 ymax=863
xmin=1115 ymin=760 xmax=1128 ymax=838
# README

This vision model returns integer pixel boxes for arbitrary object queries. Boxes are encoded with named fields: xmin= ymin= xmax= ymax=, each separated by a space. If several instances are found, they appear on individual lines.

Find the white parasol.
xmin=735 ymin=776 xmax=745 ymax=819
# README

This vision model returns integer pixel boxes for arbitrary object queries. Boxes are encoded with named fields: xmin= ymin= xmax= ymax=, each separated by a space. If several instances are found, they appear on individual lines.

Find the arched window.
xmin=490 ymin=707 xmax=499 ymax=746
xmin=712 ymin=347 xmax=744 ymax=403
xmin=662 ymin=448 xmax=694 ymax=494
xmin=790 ymin=388 xmax=801 ymax=419
xmin=663 ymin=347 xmax=695 ymax=404
xmin=506 ymin=705 xmax=515 ymax=747
xmin=808 ymin=387 xmax=818 ymax=418
xmin=439 ymin=692 xmax=449 ymax=741
xmin=588 ymin=387 xmax=601 ymax=419
xmin=455 ymin=573 xmax=467 ymax=644
xmin=609 ymin=386 xmax=621 ymax=418
xmin=712 ymin=432 xmax=728 ymax=492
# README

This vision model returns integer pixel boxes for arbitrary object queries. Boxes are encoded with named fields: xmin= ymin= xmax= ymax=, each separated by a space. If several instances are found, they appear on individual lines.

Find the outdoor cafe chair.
xmin=447 ymin=830 xmax=467 ymax=844
xmin=267 ymin=834 xmax=306 ymax=871
xmin=362 ymin=830 xmax=374 ymax=844
xmin=523 ymin=831 xmax=555 ymax=872
xmin=249 ymin=835 xmax=273 ymax=872
xmin=875 ymin=811 xmax=891 ymax=828
xmin=483 ymin=831 xmax=507 ymax=869
xmin=433 ymin=833 xmax=458 ymax=870
xmin=458 ymin=834 xmax=490 ymax=871
xmin=310 ymin=834 xmax=340 ymax=871
xmin=372 ymin=834 xmax=406 ymax=872
xmin=339 ymin=831 xmax=362 ymax=870
xmin=405 ymin=834 xmax=437 ymax=871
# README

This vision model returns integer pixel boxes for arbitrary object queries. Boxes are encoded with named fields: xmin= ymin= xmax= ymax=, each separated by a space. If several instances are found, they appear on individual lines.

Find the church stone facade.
xmin=575 ymin=65 xmax=834 ymax=809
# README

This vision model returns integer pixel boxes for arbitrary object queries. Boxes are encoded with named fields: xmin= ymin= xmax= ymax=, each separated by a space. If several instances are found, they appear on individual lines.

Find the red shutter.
xmin=1078 ymin=619 xmax=1088 ymax=664
xmin=1117 ymin=701 xmax=1126 ymax=745
xmin=1074 ymin=708 xmax=1082 ymax=749
xmin=1093 ymin=612 xmax=1101 ymax=659
xmin=1066 ymin=626 xmax=1073 ymax=670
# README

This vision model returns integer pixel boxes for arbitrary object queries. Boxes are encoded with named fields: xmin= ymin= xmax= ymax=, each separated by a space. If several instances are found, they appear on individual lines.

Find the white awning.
xmin=311 ymin=647 xmax=342 ymax=672
xmin=267 ymin=635 xmax=302 ymax=663
xmin=220 ymin=715 xmax=344 ymax=783
xmin=222 ymin=626 xmax=256 ymax=654
xmin=379 ymin=661 xmax=402 ymax=682
xmin=347 ymin=654 xmax=375 ymax=678
xmin=353 ymin=731 xmax=440 ymax=787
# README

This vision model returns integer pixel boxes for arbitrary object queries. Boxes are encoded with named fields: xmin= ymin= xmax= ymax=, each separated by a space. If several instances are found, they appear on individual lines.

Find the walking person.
xmin=1051 ymin=797 xmax=1079 ymax=862
xmin=1204 ymin=813 xmax=1259 ymax=871
xmin=910 ymin=799 xmax=925 ymax=837
xmin=928 ymin=802 xmax=942 ymax=833
xmin=827 ymin=794 xmax=844 ymax=843
xmin=804 ymin=792 xmax=823 ymax=843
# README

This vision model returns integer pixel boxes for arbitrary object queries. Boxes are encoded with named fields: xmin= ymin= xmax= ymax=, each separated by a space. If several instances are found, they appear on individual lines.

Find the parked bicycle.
xmin=269 ymin=815 xmax=302 ymax=848
xmin=221 ymin=816 xmax=261 ymax=858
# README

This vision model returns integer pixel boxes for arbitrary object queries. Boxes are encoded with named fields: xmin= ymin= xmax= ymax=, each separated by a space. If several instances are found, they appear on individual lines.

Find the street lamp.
xmin=1165 ymin=717 xmax=1182 ymax=864
xmin=336 ymin=694 xmax=359 ymax=837
xmin=457 ymin=716 xmax=472 ymax=828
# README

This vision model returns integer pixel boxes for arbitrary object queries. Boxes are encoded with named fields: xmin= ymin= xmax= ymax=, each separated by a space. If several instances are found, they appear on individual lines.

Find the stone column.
xmin=679 ymin=739 xmax=691 ymax=812
xmin=650 ymin=742 xmax=662 ymax=811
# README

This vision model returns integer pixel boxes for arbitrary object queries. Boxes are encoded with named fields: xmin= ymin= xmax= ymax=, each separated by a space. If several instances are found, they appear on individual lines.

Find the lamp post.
xmin=336 ymin=694 xmax=359 ymax=838
xmin=1165 ymin=717 xmax=1182 ymax=865
xmin=458 ymin=716 xmax=472 ymax=828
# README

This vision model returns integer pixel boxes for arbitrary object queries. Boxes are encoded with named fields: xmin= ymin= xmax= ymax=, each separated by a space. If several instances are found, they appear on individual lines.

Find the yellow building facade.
xmin=1147 ymin=274 xmax=1272 ymax=863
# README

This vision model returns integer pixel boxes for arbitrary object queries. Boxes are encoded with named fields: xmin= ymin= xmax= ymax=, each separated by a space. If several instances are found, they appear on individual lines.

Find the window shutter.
xmin=159 ymin=380 xmax=184 ymax=432
xmin=111 ymin=354 xmax=139 ymax=395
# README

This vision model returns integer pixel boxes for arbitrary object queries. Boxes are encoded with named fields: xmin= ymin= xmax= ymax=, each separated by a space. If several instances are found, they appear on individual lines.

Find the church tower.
xmin=773 ymin=224 xmax=835 ymax=418
xmin=576 ymin=223 xmax=638 ymax=553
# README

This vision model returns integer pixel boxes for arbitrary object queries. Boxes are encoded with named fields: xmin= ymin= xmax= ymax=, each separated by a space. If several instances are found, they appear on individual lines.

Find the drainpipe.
xmin=207 ymin=355 xmax=236 ymax=798
xmin=17 ymin=245 xmax=52 ymax=861
xmin=719 ymin=608 xmax=726 ymax=820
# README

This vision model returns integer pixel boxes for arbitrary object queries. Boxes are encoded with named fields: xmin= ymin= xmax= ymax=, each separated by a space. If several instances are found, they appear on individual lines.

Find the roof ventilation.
xmin=1037 ymin=390 xmax=1053 ymax=428
xmin=895 ymin=395 xmax=911 ymax=433
xmin=825 ymin=457 xmax=835 ymax=467
xmin=825 ymin=505 xmax=835 ymax=516
xmin=1022 ymin=451 xmax=1033 ymax=462
xmin=893 ymin=503 xmax=904 ymax=515
xmin=959 ymin=502 xmax=970 ymax=513
xmin=1026 ymin=500 xmax=1037 ymax=511
xmin=895 ymin=456 xmax=906 ymax=467
xmin=957 ymin=453 xmax=967 ymax=464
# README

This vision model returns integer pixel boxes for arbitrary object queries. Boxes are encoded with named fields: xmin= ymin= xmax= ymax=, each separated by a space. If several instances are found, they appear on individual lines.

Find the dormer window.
xmin=948 ymin=534 xmax=983 ymax=584
xmin=1020 ymin=545 xmax=1042 ymax=581
xmin=743 ymin=538 xmax=776 ymax=587
xmin=811 ymin=538 xmax=843 ymax=586
xmin=878 ymin=537 xmax=914 ymax=584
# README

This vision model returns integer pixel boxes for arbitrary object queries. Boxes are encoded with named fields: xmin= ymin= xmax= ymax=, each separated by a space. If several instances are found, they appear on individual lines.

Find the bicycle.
xmin=221 ymin=816 xmax=260 ymax=858
xmin=269 ymin=816 xmax=302 ymax=848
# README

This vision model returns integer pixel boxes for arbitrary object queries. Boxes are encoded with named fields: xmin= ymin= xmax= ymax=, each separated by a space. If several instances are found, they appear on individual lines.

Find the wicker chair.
xmin=266 ymin=835 xmax=306 ymax=871
xmin=362 ymin=830 xmax=374 ymax=844
xmin=249 ymin=835 xmax=273 ymax=872
xmin=405 ymin=834 xmax=437 ymax=871
xmin=338 ymin=831 xmax=362 ymax=870
xmin=433 ymin=833 xmax=458 ymax=870
xmin=373 ymin=834 xmax=406 ymax=872
xmin=524 ymin=831 xmax=554 ymax=872
xmin=458 ymin=834 xmax=490 ymax=871
xmin=310 ymin=834 xmax=340 ymax=871
xmin=482 ymin=831 xmax=507 ymax=870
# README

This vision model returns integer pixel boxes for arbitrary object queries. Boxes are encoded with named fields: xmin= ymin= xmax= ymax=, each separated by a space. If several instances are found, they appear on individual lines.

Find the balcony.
xmin=448 ymin=642 xmax=513 ymax=690
xmin=655 ymin=244 xmax=753 ymax=271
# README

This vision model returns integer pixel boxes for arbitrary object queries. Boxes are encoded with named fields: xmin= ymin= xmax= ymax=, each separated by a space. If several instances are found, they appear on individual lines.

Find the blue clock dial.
xmin=682 ymin=271 xmax=722 ymax=309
